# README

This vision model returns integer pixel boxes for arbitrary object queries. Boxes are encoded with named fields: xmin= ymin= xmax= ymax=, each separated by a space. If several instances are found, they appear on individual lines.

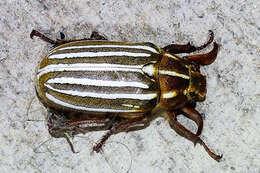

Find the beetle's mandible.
xmin=30 ymin=29 xmax=222 ymax=161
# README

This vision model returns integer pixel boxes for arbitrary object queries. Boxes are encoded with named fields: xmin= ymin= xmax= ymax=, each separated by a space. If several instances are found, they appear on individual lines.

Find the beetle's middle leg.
xmin=167 ymin=111 xmax=222 ymax=162
xmin=93 ymin=116 xmax=151 ymax=152
xmin=59 ymin=116 xmax=116 ymax=153
xmin=163 ymin=30 xmax=214 ymax=54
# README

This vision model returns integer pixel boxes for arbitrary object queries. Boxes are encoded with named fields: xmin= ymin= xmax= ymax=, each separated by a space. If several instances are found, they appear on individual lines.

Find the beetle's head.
xmin=185 ymin=66 xmax=206 ymax=102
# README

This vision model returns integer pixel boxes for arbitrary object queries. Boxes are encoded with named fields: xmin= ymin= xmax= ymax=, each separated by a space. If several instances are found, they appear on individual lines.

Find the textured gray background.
xmin=0 ymin=0 xmax=259 ymax=173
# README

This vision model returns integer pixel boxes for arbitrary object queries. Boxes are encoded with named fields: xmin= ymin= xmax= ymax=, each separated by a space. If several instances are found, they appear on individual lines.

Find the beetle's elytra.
xmin=31 ymin=29 xmax=222 ymax=161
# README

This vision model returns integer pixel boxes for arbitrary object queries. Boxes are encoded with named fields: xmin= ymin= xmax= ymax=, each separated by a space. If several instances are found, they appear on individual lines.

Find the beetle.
xmin=30 ymin=29 xmax=222 ymax=161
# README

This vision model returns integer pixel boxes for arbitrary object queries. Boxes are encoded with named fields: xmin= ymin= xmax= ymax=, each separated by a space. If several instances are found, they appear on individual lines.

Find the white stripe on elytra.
xmin=49 ymin=51 xmax=151 ymax=59
xmin=121 ymin=104 xmax=140 ymax=109
xmin=45 ymin=93 xmax=138 ymax=112
xmin=58 ymin=44 xmax=159 ymax=54
xmin=159 ymin=70 xmax=190 ymax=79
xmin=46 ymin=77 xmax=149 ymax=89
xmin=45 ymin=83 xmax=157 ymax=100
xmin=37 ymin=63 xmax=143 ymax=79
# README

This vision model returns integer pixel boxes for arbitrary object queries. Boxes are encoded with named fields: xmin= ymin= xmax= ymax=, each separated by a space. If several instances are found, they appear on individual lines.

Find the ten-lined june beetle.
xmin=31 ymin=29 xmax=222 ymax=161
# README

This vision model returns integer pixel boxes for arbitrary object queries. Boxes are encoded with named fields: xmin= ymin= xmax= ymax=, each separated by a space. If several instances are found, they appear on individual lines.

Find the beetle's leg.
xmin=167 ymin=111 xmax=222 ymax=162
xmin=184 ymin=42 xmax=219 ymax=65
xmin=59 ymin=32 xmax=66 ymax=40
xmin=163 ymin=30 xmax=214 ymax=54
xmin=30 ymin=30 xmax=107 ymax=47
xmin=57 ymin=31 xmax=107 ymax=42
xmin=90 ymin=31 xmax=107 ymax=40
xmin=58 ymin=31 xmax=107 ymax=41
xmin=181 ymin=106 xmax=203 ymax=136
xmin=64 ymin=132 xmax=79 ymax=153
xmin=171 ymin=106 xmax=202 ymax=136
xmin=93 ymin=116 xmax=150 ymax=152
xmin=30 ymin=30 xmax=56 ymax=44
xmin=53 ymin=116 xmax=116 ymax=154
xmin=67 ymin=116 xmax=116 ymax=133
xmin=113 ymin=117 xmax=151 ymax=133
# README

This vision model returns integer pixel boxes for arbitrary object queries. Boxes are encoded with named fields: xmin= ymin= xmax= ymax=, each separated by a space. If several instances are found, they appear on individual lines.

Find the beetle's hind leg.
xmin=48 ymin=114 xmax=116 ymax=153
xmin=93 ymin=116 xmax=151 ymax=153
xmin=167 ymin=110 xmax=222 ymax=162
xmin=163 ymin=30 xmax=214 ymax=54
xmin=30 ymin=30 xmax=56 ymax=44
xmin=30 ymin=30 xmax=107 ymax=47
xmin=58 ymin=31 xmax=107 ymax=41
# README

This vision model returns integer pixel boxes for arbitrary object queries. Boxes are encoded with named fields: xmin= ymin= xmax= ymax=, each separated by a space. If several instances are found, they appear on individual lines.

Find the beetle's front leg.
xmin=30 ymin=30 xmax=107 ymax=47
xmin=181 ymin=106 xmax=203 ymax=136
xmin=163 ymin=30 xmax=214 ymax=54
xmin=167 ymin=111 xmax=222 ymax=162
xmin=184 ymin=42 xmax=219 ymax=65
xmin=93 ymin=116 xmax=151 ymax=152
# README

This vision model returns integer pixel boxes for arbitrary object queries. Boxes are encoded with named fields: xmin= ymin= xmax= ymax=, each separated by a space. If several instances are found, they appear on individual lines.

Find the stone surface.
xmin=0 ymin=0 xmax=259 ymax=172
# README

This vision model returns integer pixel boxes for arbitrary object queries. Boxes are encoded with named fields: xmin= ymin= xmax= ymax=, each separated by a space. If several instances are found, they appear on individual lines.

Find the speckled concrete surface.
xmin=0 ymin=0 xmax=259 ymax=173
